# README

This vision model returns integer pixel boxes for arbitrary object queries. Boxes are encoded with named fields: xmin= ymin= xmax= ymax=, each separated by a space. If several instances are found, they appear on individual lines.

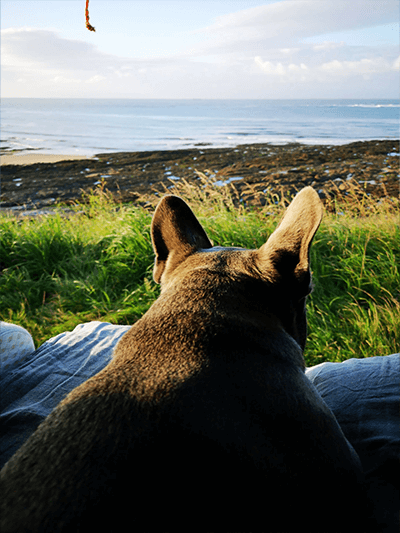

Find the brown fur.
xmin=0 ymin=188 xmax=371 ymax=531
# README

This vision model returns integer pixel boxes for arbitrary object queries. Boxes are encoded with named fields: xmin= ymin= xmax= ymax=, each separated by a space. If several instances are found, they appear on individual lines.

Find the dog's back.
xmin=0 ymin=188 xmax=372 ymax=532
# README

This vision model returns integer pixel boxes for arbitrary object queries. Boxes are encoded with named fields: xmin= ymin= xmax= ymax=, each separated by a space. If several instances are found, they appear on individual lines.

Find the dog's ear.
xmin=258 ymin=187 xmax=323 ymax=290
xmin=151 ymin=195 xmax=213 ymax=284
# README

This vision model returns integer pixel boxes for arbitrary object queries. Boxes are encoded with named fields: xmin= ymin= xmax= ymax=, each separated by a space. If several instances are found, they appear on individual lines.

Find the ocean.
xmin=1 ymin=98 xmax=399 ymax=156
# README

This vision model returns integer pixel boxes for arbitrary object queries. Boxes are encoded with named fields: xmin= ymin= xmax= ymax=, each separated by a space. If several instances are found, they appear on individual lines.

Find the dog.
xmin=0 ymin=187 xmax=371 ymax=532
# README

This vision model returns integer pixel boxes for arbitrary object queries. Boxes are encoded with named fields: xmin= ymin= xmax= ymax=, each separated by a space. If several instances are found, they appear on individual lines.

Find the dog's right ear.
xmin=258 ymin=187 xmax=323 ymax=292
xmin=151 ymin=196 xmax=213 ymax=284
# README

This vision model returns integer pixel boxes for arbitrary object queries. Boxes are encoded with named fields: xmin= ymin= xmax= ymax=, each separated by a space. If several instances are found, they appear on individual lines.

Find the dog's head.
xmin=151 ymin=187 xmax=323 ymax=351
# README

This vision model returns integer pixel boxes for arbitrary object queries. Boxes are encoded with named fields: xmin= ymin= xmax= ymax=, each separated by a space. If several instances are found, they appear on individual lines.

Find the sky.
xmin=1 ymin=0 xmax=399 ymax=99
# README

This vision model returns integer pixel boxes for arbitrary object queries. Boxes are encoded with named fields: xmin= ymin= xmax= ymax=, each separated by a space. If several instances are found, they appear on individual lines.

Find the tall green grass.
xmin=307 ymin=215 xmax=399 ymax=365
xmin=1 ymin=182 xmax=399 ymax=366
xmin=0 ymin=190 xmax=157 ymax=346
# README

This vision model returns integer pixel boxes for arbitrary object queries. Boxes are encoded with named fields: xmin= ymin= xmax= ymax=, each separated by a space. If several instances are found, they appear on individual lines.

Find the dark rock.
xmin=1 ymin=141 xmax=398 ymax=212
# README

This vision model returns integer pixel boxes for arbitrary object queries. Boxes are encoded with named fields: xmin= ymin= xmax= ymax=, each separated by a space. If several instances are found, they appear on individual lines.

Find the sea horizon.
xmin=3 ymin=96 xmax=400 ymax=101
xmin=1 ymin=97 xmax=399 ymax=156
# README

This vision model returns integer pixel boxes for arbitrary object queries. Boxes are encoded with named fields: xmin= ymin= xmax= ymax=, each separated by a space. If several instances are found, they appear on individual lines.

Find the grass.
xmin=1 ymin=180 xmax=399 ymax=366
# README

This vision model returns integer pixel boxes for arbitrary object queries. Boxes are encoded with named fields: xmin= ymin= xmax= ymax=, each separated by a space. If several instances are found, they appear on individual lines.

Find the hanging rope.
xmin=85 ymin=0 xmax=96 ymax=32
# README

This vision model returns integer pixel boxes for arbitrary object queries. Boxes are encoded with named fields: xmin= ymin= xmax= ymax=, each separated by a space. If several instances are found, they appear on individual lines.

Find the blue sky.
xmin=1 ymin=0 xmax=399 ymax=98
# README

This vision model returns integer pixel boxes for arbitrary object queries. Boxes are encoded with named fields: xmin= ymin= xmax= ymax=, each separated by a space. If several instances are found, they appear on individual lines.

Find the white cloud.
xmin=280 ymin=48 xmax=301 ymax=55
xmin=1 ymin=27 xmax=100 ymax=71
xmin=1 ymin=26 xmax=155 ymax=79
xmin=1 ymin=0 xmax=399 ymax=99
xmin=86 ymin=75 xmax=107 ymax=84
xmin=313 ymin=41 xmax=345 ymax=51
xmin=52 ymin=76 xmax=81 ymax=84
xmin=0 ymin=27 xmax=174 ymax=96
xmin=193 ymin=0 xmax=398 ymax=55
xmin=255 ymin=57 xmax=308 ymax=78
xmin=320 ymin=57 xmax=396 ymax=76
xmin=288 ymin=63 xmax=308 ymax=72
xmin=255 ymin=54 xmax=397 ymax=84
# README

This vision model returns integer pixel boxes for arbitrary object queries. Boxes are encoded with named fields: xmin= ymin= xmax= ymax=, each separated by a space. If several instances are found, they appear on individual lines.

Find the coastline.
xmin=1 ymin=140 xmax=399 ymax=212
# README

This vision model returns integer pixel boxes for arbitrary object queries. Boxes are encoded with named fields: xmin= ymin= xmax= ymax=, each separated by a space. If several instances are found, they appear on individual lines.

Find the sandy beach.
xmin=0 ymin=153 xmax=92 ymax=166
xmin=1 ymin=141 xmax=399 ymax=211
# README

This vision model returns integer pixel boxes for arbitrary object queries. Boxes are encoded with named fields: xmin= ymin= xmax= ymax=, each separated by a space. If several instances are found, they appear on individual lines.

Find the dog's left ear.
xmin=151 ymin=195 xmax=213 ymax=284
xmin=258 ymin=187 xmax=323 ymax=291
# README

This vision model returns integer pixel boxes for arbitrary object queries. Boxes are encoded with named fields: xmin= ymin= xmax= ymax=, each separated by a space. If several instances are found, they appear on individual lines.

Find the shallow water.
xmin=1 ymin=98 xmax=399 ymax=156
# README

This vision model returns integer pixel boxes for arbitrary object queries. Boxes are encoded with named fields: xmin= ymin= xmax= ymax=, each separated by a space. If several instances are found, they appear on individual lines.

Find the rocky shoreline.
xmin=1 ymin=140 xmax=399 ymax=213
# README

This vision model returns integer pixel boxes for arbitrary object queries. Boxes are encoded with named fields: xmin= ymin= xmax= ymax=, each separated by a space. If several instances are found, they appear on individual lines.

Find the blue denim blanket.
xmin=1 ymin=322 xmax=399 ymax=509
xmin=305 ymin=355 xmax=400 ymax=476
xmin=306 ymin=355 xmax=400 ymax=530
xmin=0 ymin=322 xmax=130 ymax=468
